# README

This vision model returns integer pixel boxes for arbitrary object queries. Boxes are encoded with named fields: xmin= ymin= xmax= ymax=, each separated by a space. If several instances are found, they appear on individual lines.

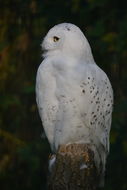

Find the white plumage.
xmin=36 ymin=23 xmax=113 ymax=184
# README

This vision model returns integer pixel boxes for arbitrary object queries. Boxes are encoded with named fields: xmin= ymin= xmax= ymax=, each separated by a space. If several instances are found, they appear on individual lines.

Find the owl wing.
xmin=36 ymin=60 xmax=58 ymax=149
xmin=76 ymin=63 xmax=113 ymax=176
xmin=79 ymin=63 xmax=113 ymax=153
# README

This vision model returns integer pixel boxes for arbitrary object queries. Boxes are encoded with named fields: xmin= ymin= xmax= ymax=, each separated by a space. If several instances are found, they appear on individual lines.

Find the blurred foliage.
xmin=0 ymin=0 xmax=127 ymax=189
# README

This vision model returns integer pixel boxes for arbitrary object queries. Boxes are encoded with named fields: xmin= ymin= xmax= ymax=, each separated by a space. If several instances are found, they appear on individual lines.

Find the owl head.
xmin=41 ymin=23 xmax=94 ymax=63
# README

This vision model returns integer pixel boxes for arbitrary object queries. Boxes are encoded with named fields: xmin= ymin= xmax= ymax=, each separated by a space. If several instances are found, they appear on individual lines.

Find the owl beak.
xmin=41 ymin=40 xmax=47 ymax=57
xmin=43 ymin=49 xmax=48 ymax=54
xmin=42 ymin=49 xmax=48 ymax=58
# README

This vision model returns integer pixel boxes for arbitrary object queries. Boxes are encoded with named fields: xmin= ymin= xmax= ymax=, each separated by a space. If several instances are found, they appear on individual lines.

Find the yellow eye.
xmin=53 ymin=36 xmax=59 ymax=42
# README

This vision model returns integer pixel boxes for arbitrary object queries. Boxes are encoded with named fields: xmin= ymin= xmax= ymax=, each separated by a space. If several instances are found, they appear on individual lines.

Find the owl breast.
xmin=36 ymin=55 xmax=113 ymax=157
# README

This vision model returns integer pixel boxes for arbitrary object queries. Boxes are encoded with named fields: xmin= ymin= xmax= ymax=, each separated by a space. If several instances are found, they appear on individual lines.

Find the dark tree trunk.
xmin=48 ymin=144 xmax=100 ymax=190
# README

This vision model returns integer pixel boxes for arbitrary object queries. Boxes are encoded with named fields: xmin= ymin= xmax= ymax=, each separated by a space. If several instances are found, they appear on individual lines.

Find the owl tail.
xmin=99 ymin=149 xmax=107 ymax=187
xmin=91 ymin=144 xmax=107 ymax=187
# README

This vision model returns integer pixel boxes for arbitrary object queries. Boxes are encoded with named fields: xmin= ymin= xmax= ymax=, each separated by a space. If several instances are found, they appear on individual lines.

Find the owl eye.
xmin=53 ymin=36 xmax=60 ymax=42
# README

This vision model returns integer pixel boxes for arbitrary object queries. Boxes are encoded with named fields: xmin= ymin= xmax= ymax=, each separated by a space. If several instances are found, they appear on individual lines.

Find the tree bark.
xmin=48 ymin=144 xmax=100 ymax=190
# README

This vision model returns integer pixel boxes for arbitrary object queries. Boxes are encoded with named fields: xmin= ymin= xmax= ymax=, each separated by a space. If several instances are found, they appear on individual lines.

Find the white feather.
xmin=49 ymin=155 xmax=56 ymax=172
xmin=80 ymin=163 xmax=88 ymax=170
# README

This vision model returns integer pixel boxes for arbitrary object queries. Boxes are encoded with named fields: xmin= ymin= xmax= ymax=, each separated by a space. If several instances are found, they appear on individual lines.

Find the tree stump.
xmin=48 ymin=144 xmax=100 ymax=190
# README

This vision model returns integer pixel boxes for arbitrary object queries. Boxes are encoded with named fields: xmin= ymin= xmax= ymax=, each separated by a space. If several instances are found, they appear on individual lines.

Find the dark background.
xmin=0 ymin=0 xmax=127 ymax=189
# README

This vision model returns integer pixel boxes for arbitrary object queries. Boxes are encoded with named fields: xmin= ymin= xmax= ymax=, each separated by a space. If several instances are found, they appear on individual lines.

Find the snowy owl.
xmin=36 ymin=23 xmax=113 ymax=184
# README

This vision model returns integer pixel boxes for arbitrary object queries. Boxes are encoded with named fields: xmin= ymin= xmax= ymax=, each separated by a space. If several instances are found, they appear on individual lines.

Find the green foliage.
xmin=0 ymin=0 xmax=127 ymax=189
